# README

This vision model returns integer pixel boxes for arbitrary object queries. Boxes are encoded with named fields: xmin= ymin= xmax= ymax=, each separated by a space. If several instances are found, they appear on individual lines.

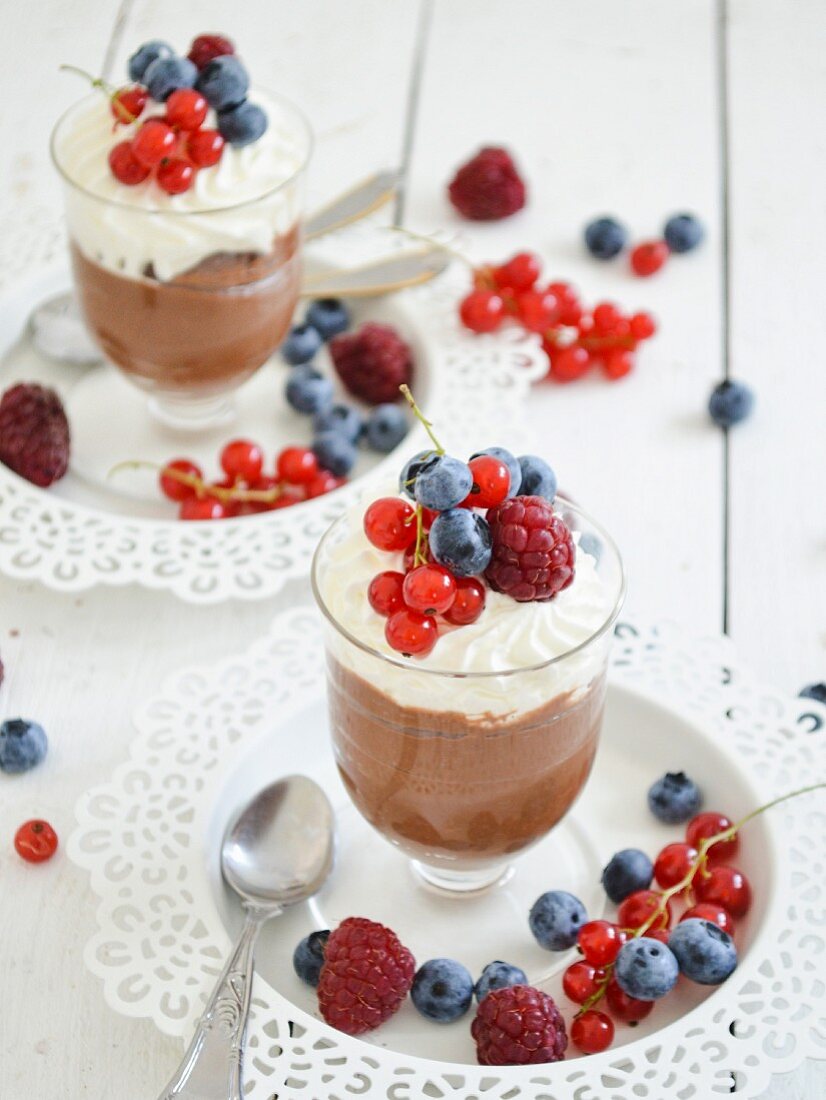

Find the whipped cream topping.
xmin=53 ymin=91 xmax=308 ymax=280
xmin=317 ymin=493 xmax=617 ymax=717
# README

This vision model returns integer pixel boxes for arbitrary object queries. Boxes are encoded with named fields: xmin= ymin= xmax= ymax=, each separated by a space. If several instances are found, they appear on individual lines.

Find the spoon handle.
xmin=156 ymin=910 xmax=271 ymax=1100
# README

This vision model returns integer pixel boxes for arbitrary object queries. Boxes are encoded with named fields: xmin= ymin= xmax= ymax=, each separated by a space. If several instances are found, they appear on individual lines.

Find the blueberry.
xmin=306 ymin=298 xmax=351 ymax=341
xmin=414 ymin=455 xmax=472 ymax=511
xmin=584 ymin=216 xmax=628 ymax=260
xmin=281 ymin=323 xmax=323 ymax=366
xmin=144 ymin=56 xmax=197 ymax=102
xmin=669 ymin=919 xmax=738 ymax=984
xmin=398 ymin=450 xmax=432 ymax=499
xmin=411 ymin=958 xmax=474 ymax=1022
xmin=601 ymin=848 xmax=654 ymax=904
xmin=517 ymin=455 xmax=557 ymax=501
xmin=663 ymin=213 xmax=704 ymax=254
xmin=293 ymin=930 xmax=330 ymax=987
xmin=0 ymin=718 xmax=48 ymax=774
xmin=365 ymin=405 xmax=408 ymax=453
xmin=218 ymin=101 xmax=268 ymax=147
xmin=529 ymin=889 xmax=587 ymax=951
xmin=313 ymin=403 xmax=363 ymax=444
xmin=578 ymin=532 xmax=603 ymax=562
xmin=708 ymin=380 xmax=754 ymax=428
xmin=800 ymin=683 xmax=826 ymax=705
xmin=471 ymin=447 xmax=521 ymax=497
xmin=128 ymin=40 xmax=174 ymax=83
xmin=614 ymin=937 xmax=679 ymax=1000
xmin=313 ymin=431 xmax=356 ymax=476
xmin=196 ymin=55 xmax=249 ymax=111
xmin=648 ymin=771 xmax=703 ymax=825
xmin=285 ymin=366 xmax=333 ymax=415
xmin=429 ymin=510 xmax=492 ymax=577
xmin=474 ymin=960 xmax=527 ymax=1002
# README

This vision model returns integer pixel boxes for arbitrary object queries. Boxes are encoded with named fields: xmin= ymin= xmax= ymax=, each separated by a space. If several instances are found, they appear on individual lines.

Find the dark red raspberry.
xmin=317 ymin=917 xmax=415 ymax=1035
xmin=448 ymin=146 xmax=527 ymax=221
xmin=187 ymin=34 xmax=235 ymax=70
xmin=471 ymin=985 xmax=568 ymax=1066
xmin=485 ymin=495 xmax=575 ymax=602
xmin=0 ymin=383 xmax=70 ymax=488
xmin=329 ymin=323 xmax=413 ymax=406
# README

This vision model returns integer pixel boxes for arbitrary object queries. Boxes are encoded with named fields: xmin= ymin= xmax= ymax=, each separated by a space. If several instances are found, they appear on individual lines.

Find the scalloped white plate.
xmin=68 ymin=609 xmax=826 ymax=1100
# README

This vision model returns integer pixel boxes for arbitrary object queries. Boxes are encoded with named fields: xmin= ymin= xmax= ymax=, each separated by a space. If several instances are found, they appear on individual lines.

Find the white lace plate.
xmin=68 ymin=608 xmax=826 ymax=1099
xmin=0 ymin=221 xmax=545 ymax=603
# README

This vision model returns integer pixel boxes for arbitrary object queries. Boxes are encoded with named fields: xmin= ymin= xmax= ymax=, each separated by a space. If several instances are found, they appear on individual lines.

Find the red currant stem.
xmin=543 ymin=329 xmax=637 ymax=352
xmin=386 ymin=226 xmax=474 ymax=270
xmin=60 ymin=63 xmax=112 ymax=95
xmin=399 ymin=385 xmax=445 ymax=456
xmin=109 ymin=460 xmax=288 ymax=505
xmin=413 ymin=504 xmax=428 ymax=567
xmin=576 ymin=969 xmax=614 ymax=1016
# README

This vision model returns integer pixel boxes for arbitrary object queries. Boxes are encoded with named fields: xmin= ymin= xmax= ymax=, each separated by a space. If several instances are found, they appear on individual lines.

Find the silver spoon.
xmin=157 ymin=775 xmax=335 ymax=1100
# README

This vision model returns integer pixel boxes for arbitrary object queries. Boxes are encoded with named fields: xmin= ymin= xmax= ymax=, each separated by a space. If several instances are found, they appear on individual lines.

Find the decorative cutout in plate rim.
xmin=68 ymin=607 xmax=826 ymax=1100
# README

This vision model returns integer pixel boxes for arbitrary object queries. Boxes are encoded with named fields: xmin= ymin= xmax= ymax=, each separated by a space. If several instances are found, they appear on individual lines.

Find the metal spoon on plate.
xmin=156 ymin=774 xmax=335 ymax=1100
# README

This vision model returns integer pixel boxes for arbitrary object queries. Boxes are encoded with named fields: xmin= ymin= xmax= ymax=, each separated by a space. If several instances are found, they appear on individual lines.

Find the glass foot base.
xmin=148 ymin=392 xmax=236 ymax=432
xmin=411 ymin=860 xmax=515 ymax=896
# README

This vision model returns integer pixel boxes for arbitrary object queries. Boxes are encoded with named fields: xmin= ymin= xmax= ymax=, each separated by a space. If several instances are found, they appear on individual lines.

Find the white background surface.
xmin=0 ymin=1 xmax=823 ymax=1097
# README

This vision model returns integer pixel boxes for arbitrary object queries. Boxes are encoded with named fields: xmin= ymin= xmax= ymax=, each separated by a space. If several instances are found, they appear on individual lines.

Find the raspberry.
xmin=485 ymin=496 xmax=575 ymax=602
xmin=448 ymin=146 xmax=527 ymax=221
xmin=0 ymin=384 xmax=70 ymax=487
xmin=317 ymin=917 xmax=415 ymax=1035
xmin=329 ymin=323 xmax=413 ymax=405
xmin=471 ymin=985 xmax=567 ymax=1066
xmin=187 ymin=34 xmax=235 ymax=71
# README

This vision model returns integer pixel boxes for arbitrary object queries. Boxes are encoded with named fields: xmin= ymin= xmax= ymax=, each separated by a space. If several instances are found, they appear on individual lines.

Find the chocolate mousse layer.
xmin=70 ymin=224 xmax=300 ymax=397
xmin=326 ymin=657 xmax=606 ymax=871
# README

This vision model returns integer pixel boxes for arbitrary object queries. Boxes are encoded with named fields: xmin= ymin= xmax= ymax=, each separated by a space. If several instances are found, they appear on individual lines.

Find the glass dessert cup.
xmin=50 ymin=92 xmax=311 ymax=442
xmin=312 ymin=501 xmax=625 ymax=896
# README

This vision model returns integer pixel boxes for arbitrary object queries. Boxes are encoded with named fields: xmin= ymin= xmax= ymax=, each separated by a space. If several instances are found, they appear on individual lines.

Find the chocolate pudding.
xmin=326 ymin=656 xmax=606 ymax=871
xmin=70 ymin=225 xmax=301 ymax=399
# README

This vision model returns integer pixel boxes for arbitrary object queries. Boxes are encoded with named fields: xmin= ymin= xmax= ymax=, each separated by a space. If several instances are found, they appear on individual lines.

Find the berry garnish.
xmin=617 ymin=890 xmax=672 ymax=932
xmin=663 ymin=212 xmax=704 ymax=254
xmin=218 ymin=101 xmax=268 ymax=147
xmin=516 ymin=287 xmax=560 ymax=333
xmin=630 ymin=240 xmax=669 ymax=277
xmin=471 ymin=986 xmax=567 ymax=1065
xmin=429 ymin=509 xmax=492 ymax=578
xmin=578 ymin=921 xmax=625 ymax=967
xmin=0 ymin=383 xmax=70 ymax=488
xmin=414 ymin=455 xmax=473 ymax=511
xmin=630 ymin=311 xmax=657 ymax=339
xmin=195 ymin=55 xmax=249 ymax=111
xmin=695 ymin=865 xmax=752 ymax=918
xmin=312 ymin=432 xmax=357 ymax=477
xmin=464 ymin=454 xmax=511 ymax=508
xmin=293 ymin=929 xmax=330 ymax=987
xmin=187 ymin=33 xmax=235 ymax=71
xmin=220 ymin=439 xmax=263 ymax=484
xmin=285 ymin=365 xmax=333 ymax=414
xmin=385 ymin=608 xmax=439 ymax=657
xmin=128 ymin=40 xmax=174 ymax=83
xmin=159 ymin=458 xmax=202 ymax=501
xmin=474 ymin=961 xmax=527 ymax=1003
xmin=365 ymin=404 xmax=409 ymax=453
xmin=681 ymin=902 xmax=735 ymax=935
xmin=0 ymin=719 xmax=48 ymax=774
xmin=459 ymin=289 xmax=505 ymax=333
xmin=156 ymin=157 xmax=195 ymax=195
xmin=603 ymin=348 xmax=635 ymax=381
xmin=305 ymin=298 xmax=351 ymax=340
xmin=364 ymin=497 xmax=416 ymax=551
xmin=14 ymin=819 xmax=58 ymax=863
xmin=708 ymin=380 xmax=754 ymax=428
xmin=314 ymin=404 xmax=364 ymax=444
xmin=443 ymin=576 xmax=486 ymax=625
xmin=306 ymin=470 xmax=345 ymax=499
xmin=411 ymin=958 xmax=474 ymax=1022
xmin=368 ymin=571 xmax=406 ymax=617
xmin=604 ymin=979 xmax=653 ymax=1023
xmin=686 ymin=812 xmax=739 ymax=861
xmin=549 ymin=345 xmax=592 ymax=383
xmin=516 ymin=454 xmax=555 ymax=501
xmin=494 ymin=251 xmax=541 ymax=291
xmin=165 ymin=87 xmax=208 ymax=130
xmin=529 ymin=889 xmax=587 ymax=951
xmin=485 ymin=495 xmax=575 ymax=602
xmin=403 ymin=564 xmax=457 ymax=615
xmin=145 ymin=56 xmax=197 ymax=103
xmin=330 ymin=323 xmax=413 ymax=405
xmin=571 ymin=1009 xmax=614 ymax=1054
xmin=653 ymin=842 xmax=699 ymax=889
xmin=614 ymin=938 xmax=679 ymax=1000
xmin=448 ymin=146 xmax=527 ymax=221
xmin=187 ymin=128 xmax=225 ymax=167
xmin=668 ymin=919 xmax=737 ymax=985
xmin=111 ymin=85 xmax=148 ymax=125
xmin=276 ymin=446 xmax=318 ymax=485
xmin=601 ymin=848 xmax=654 ymax=903
xmin=648 ymin=771 xmax=703 ymax=823
xmin=108 ymin=141 xmax=151 ymax=185
xmin=584 ymin=216 xmax=628 ymax=260
xmin=563 ymin=961 xmax=606 ymax=1004
xmin=131 ymin=119 xmax=176 ymax=166
xmin=179 ymin=497 xmax=228 ymax=521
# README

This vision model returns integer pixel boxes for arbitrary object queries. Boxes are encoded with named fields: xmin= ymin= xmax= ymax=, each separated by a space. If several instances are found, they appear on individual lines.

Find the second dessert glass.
xmin=312 ymin=500 xmax=625 ymax=895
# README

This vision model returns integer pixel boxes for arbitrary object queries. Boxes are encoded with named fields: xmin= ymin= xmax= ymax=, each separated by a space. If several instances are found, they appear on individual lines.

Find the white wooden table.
xmin=0 ymin=2 xmax=823 ymax=1097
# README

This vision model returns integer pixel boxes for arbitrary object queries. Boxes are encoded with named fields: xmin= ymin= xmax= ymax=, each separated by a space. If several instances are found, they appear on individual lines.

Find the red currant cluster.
xmin=458 ymin=252 xmax=657 ymax=383
xmin=158 ymin=439 xmax=345 ymax=521
xmin=564 ymin=809 xmax=751 ymax=1054
xmin=108 ymin=87 xmax=223 ymax=193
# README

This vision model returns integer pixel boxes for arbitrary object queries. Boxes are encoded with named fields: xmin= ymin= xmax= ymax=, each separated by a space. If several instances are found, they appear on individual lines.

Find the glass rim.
xmin=50 ymin=86 xmax=313 ymax=216
xmin=311 ymin=497 xmax=627 ymax=679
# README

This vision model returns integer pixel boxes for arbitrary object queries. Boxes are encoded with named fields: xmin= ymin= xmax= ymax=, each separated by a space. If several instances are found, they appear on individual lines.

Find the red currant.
xmin=681 ymin=902 xmax=735 ymax=935
xmin=14 ymin=819 xmax=58 ymax=863
xmin=617 ymin=890 xmax=672 ymax=932
xmin=464 ymin=455 xmax=511 ymax=508
xmin=385 ymin=608 xmax=438 ymax=656
xmin=306 ymin=471 xmax=345 ymax=498
xmin=368 ymin=571 xmax=406 ymax=616
xmin=108 ymin=141 xmax=150 ymax=185
xmin=494 ymin=251 xmax=541 ymax=291
xmin=272 ymin=491 xmax=303 ymax=510
xmin=277 ymin=446 xmax=319 ymax=485
xmin=630 ymin=311 xmax=657 ymax=339
xmin=577 ymin=313 xmax=596 ymax=338
xmin=630 ymin=240 xmax=669 ymax=277
xmin=571 ymin=1009 xmax=614 ymax=1054
xmin=403 ymin=564 xmax=457 ymax=615
xmin=605 ymin=979 xmax=653 ymax=1023
xmin=641 ymin=928 xmax=671 ymax=945
xmin=459 ymin=289 xmax=506 ymax=333
xmin=166 ymin=88 xmax=208 ymax=131
xmin=159 ymin=458 xmax=202 ymax=502
xmin=421 ymin=507 xmax=439 ymax=529
xmin=653 ymin=842 xmax=698 ymax=889
xmin=220 ymin=439 xmax=264 ymax=484
xmin=562 ymin=961 xmax=606 ymax=1004
xmin=593 ymin=302 xmax=622 ymax=334
xmin=516 ymin=288 xmax=560 ymax=333
xmin=686 ymin=812 xmax=739 ymax=862
xmin=548 ymin=282 xmax=583 ymax=325
xmin=695 ymin=865 xmax=751 ymax=918
xmin=603 ymin=349 xmax=635 ymax=380
xmin=187 ymin=128 xmax=225 ymax=168
xmin=156 ymin=157 xmax=196 ymax=195
xmin=578 ymin=920 xmax=625 ymax=966
xmin=111 ymin=85 xmax=148 ymax=125
xmin=443 ymin=576 xmax=486 ymax=625
xmin=364 ymin=498 xmax=416 ymax=551
xmin=551 ymin=345 xmax=591 ymax=382
xmin=132 ymin=119 xmax=176 ymax=167
xmin=179 ymin=496 xmax=227 ymax=521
